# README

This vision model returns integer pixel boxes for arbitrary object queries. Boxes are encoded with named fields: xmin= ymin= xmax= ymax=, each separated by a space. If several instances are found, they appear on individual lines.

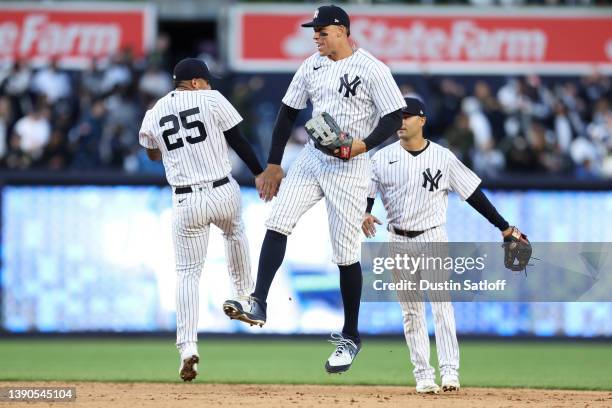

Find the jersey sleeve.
xmin=369 ymin=63 xmax=406 ymax=117
xmin=281 ymin=61 xmax=309 ymax=110
xmin=138 ymin=110 xmax=158 ymax=149
xmin=448 ymin=150 xmax=482 ymax=200
xmin=213 ymin=91 xmax=243 ymax=132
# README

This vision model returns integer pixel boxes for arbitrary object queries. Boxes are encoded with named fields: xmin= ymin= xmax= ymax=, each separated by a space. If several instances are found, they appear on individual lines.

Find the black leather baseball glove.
xmin=503 ymin=226 xmax=532 ymax=273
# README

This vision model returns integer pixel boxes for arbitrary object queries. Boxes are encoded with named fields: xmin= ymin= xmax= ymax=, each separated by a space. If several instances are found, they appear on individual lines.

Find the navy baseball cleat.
xmin=223 ymin=295 xmax=267 ymax=327
xmin=325 ymin=332 xmax=361 ymax=374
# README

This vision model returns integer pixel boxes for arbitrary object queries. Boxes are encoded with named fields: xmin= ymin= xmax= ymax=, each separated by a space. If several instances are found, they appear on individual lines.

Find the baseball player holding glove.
xmin=223 ymin=5 xmax=406 ymax=374
xmin=363 ymin=97 xmax=531 ymax=393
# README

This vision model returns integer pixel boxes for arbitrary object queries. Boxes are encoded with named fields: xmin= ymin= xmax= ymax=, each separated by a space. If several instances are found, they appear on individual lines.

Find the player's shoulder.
xmin=426 ymin=140 xmax=458 ymax=161
xmin=371 ymin=141 xmax=400 ymax=162
xmin=354 ymin=48 xmax=388 ymax=68
xmin=300 ymin=52 xmax=327 ymax=69
xmin=192 ymin=89 xmax=224 ymax=101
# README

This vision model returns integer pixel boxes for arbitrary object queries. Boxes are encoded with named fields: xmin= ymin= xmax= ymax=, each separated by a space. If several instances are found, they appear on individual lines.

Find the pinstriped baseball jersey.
xmin=139 ymin=88 xmax=254 ymax=353
xmin=139 ymin=90 xmax=242 ymax=186
xmin=370 ymin=140 xmax=481 ymax=231
xmin=369 ymin=139 xmax=478 ymax=384
xmin=267 ymin=48 xmax=405 ymax=265
xmin=283 ymin=49 xmax=406 ymax=141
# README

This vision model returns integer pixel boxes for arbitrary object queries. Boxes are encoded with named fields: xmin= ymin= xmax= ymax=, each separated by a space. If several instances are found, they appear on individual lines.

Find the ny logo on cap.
xmin=420 ymin=110 xmax=424 ymax=115
xmin=313 ymin=9 xmax=319 ymax=18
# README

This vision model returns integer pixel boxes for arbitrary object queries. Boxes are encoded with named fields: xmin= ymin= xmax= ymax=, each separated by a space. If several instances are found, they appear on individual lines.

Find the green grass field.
xmin=1 ymin=338 xmax=610 ymax=390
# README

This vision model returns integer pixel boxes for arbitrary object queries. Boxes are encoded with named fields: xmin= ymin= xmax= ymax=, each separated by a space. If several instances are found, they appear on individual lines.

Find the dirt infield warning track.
xmin=1 ymin=382 xmax=611 ymax=408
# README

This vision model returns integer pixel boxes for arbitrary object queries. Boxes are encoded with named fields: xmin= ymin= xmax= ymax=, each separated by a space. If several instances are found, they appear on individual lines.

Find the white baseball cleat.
xmin=324 ymin=332 xmax=361 ymax=374
xmin=416 ymin=379 xmax=441 ymax=394
xmin=441 ymin=374 xmax=460 ymax=392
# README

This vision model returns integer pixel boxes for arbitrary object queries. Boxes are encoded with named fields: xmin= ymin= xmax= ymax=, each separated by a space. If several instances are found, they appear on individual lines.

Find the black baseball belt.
xmin=174 ymin=177 xmax=229 ymax=194
xmin=390 ymin=225 xmax=437 ymax=238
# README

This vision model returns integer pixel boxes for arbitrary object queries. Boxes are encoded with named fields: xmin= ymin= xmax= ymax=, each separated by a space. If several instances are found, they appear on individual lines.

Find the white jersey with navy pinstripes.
xmin=283 ymin=49 xmax=406 ymax=141
xmin=138 ymin=89 xmax=254 ymax=359
xmin=139 ymin=90 xmax=242 ymax=186
xmin=370 ymin=140 xmax=481 ymax=231
xmin=266 ymin=48 xmax=406 ymax=265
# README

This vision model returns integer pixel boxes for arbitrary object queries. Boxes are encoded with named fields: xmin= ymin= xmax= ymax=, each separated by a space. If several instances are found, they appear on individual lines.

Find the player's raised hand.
xmin=258 ymin=164 xmax=284 ymax=202
xmin=362 ymin=213 xmax=382 ymax=238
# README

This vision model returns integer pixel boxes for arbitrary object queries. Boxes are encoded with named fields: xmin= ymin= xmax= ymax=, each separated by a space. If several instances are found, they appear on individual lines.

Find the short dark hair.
xmin=173 ymin=78 xmax=209 ymax=89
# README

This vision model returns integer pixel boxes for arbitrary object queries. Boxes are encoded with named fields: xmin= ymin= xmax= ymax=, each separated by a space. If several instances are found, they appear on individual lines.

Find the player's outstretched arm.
xmin=465 ymin=187 xmax=529 ymax=242
xmin=223 ymin=125 xmax=264 ymax=177
xmin=360 ymin=109 xmax=403 ymax=155
xmin=259 ymin=104 xmax=300 ymax=201
xmin=362 ymin=197 xmax=382 ymax=238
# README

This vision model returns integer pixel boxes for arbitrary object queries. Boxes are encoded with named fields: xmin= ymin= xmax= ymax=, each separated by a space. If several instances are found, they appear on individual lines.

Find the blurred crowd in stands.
xmin=0 ymin=36 xmax=611 ymax=180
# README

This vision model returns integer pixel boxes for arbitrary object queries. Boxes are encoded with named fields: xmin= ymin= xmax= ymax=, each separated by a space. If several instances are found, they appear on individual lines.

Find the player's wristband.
xmin=365 ymin=197 xmax=375 ymax=213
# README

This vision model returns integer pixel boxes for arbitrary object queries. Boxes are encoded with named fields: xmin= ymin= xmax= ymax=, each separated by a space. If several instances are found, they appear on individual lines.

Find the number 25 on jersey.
xmin=160 ymin=107 xmax=207 ymax=151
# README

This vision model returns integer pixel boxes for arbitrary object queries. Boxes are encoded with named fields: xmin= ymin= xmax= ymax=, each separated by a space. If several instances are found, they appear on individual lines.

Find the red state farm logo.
xmin=0 ymin=14 xmax=121 ymax=58
xmin=281 ymin=18 xmax=548 ymax=62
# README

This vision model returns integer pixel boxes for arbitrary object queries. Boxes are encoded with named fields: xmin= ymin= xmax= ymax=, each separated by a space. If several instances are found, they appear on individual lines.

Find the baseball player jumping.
xmin=363 ymin=97 xmax=529 ymax=393
xmin=223 ymin=5 xmax=406 ymax=373
xmin=139 ymin=58 xmax=263 ymax=381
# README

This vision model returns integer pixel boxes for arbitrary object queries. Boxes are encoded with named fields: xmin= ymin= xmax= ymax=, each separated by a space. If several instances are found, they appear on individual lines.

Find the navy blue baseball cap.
xmin=301 ymin=5 xmax=350 ymax=28
xmin=402 ymin=97 xmax=426 ymax=117
xmin=173 ymin=58 xmax=215 ymax=82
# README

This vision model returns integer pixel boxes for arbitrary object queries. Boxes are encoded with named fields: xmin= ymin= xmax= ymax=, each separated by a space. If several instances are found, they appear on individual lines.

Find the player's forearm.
xmin=268 ymin=103 xmax=300 ymax=165
xmin=224 ymin=125 xmax=264 ymax=176
xmin=146 ymin=148 xmax=162 ymax=161
xmin=362 ymin=109 xmax=402 ymax=151
xmin=466 ymin=187 xmax=510 ymax=232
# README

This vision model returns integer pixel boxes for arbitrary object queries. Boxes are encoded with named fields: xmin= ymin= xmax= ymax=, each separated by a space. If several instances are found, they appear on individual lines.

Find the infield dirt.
xmin=1 ymin=382 xmax=611 ymax=408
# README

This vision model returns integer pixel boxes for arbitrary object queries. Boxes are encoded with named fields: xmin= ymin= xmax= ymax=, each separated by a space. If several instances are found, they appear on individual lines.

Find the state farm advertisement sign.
xmin=228 ymin=6 xmax=612 ymax=74
xmin=0 ymin=3 xmax=156 ymax=68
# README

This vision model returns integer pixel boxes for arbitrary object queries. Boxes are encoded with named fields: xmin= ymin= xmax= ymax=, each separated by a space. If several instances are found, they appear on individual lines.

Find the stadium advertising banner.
xmin=0 ymin=2 xmax=156 ymax=68
xmin=227 ymin=5 xmax=612 ymax=74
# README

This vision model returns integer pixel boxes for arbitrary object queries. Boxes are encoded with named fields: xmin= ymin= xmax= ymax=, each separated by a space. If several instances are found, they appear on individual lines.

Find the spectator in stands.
xmin=69 ymin=98 xmax=106 ymax=169
xmin=41 ymin=129 xmax=70 ymax=170
xmin=444 ymin=112 xmax=475 ymax=167
xmin=2 ymin=60 xmax=32 ymax=120
xmin=473 ymin=80 xmax=505 ymax=142
xmin=30 ymin=58 xmax=72 ymax=104
xmin=100 ymin=51 xmax=133 ymax=95
xmin=11 ymin=104 xmax=51 ymax=164
xmin=138 ymin=64 xmax=173 ymax=100
xmin=80 ymin=58 xmax=105 ymax=99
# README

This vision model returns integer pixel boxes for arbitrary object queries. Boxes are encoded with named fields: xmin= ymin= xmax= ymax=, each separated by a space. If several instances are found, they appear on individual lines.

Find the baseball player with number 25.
xmin=139 ymin=58 xmax=264 ymax=382
xmin=223 ymin=5 xmax=406 ymax=374
xmin=363 ymin=97 xmax=530 ymax=393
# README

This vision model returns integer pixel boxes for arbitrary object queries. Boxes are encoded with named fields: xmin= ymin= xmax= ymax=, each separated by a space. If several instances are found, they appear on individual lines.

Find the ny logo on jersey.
xmin=338 ymin=74 xmax=361 ymax=98
xmin=422 ymin=168 xmax=442 ymax=192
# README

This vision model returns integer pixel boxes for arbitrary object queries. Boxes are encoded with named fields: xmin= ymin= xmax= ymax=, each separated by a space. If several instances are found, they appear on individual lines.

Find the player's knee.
xmin=176 ymin=262 xmax=203 ymax=277
xmin=264 ymin=224 xmax=292 ymax=237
